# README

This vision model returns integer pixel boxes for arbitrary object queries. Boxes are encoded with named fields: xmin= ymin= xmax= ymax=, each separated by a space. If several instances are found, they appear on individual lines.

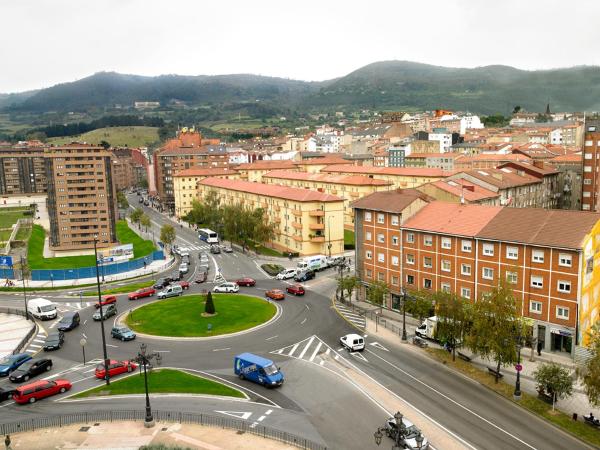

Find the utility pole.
xmin=93 ymin=238 xmax=110 ymax=385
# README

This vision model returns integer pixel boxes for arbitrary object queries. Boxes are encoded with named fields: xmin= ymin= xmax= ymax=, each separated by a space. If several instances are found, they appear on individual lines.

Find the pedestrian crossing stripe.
xmin=334 ymin=301 xmax=366 ymax=329
xmin=271 ymin=335 xmax=340 ymax=365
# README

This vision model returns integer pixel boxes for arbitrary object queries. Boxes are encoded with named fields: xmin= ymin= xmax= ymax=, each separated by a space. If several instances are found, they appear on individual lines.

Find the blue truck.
xmin=234 ymin=353 xmax=284 ymax=387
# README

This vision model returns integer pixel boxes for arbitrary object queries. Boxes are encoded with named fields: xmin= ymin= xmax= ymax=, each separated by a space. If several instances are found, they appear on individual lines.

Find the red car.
xmin=176 ymin=281 xmax=190 ymax=290
xmin=265 ymin=289 xmax=285 ymax=301
xmin=235 ymin=277 xmax=256 ymax=287
xmin=95 ymin=360 xmax=138 ymax=379
xmin=95 ymin=295 xmax=117 ymax=308
xmin=286 ymin=284 xmax=305 ymax=296
xmin=13 ymin=379 xmax=72 ymax=404
xmin=128 ymin=287 xmax=156 ymax=300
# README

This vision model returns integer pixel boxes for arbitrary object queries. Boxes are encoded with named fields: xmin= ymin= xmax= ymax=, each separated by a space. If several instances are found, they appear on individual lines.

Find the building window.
xmin=441 ymin=260 xmax=451 ymax=272
xmin=530 ymin=301 xmax=542 ymax=314
xmin=378 ymin=272 xmax=385 ymax=281
xmin=441 ymin=283 xmax=451 ymax=293
xmin=482 ymin=267 xmax=494 ymax=280
xmin=377 ymin=213 xmax=385 ymax=224
xmin=391 ymin=215 xmax=399 ymax=226
xmin=391 ymin=255 xmax=399 ymax=266
xmin=366 ymin=269 xmax=372 ymax=278
xmin=378 ymin=253 xmax=385 ymax=263
xmin=461 ymin=288 xmax=471 ymax=299
xmin=441 ymin=237 xmax=451 ymax=249
xmin=557 ymin=280 xmax=571 ymax=293
xmin=365 ymin=212 xmax=372 ymax=222
xmin=424 ymin=235 xmax=433 ymax=246
xmin=532 ymin=250 xmax=544 ymax=263
xmin=506 ymin=246 xmax=518 ymax=260
xmin=423 ymin=278 xmax=432 ymax=289
xmin=366 ymin=231 xmax=372 ymax=241
xmin=423 ymin=257 xmax=432 ymax=268
xmin=531 ymin=275 xmax=543 ymax=289
xmin=461 ymin=264 xmax=471 ymax=275
xmin=556 ymin=306 xmax=569 ymax=320
xmin=406 ymin=254 xmax=415 ymax=265
xmin=377 ymin=233 xmax=385 ymax=243
xmin=559 ymin=253 xmax=572 ymax=267
xmin=482 ymin=243 xmax=494 ymax=256
xmin=506 ymin=271 xmax=518 ymax=284
xmin=366 ymin=250 xmax=372 ymax=260
xmin=391 ymin=276 xmax=399 ymax=285
xmin=461 ymin=240 xmax=472 ymax=252
xmin=392 ymin=235 xmax=399 ymax=246
xmin=407 ymin=274 xmax=414 ymax=285
xmin=406 ymin=233 xmax=415 ymax=243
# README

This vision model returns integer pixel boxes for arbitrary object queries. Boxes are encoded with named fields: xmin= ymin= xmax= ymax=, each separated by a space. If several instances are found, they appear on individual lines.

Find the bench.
xmin=487 ymin=367 xmax=504 ymax=379
xmin=457 ymin=351 xmax=472 ymax=362
xmin=537 ymin=389 xmax=554 ymax=404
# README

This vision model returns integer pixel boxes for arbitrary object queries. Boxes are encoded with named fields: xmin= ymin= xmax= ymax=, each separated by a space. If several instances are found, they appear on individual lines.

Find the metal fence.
xmin=337 ymin=297 xmax=408 ymax=336
xmin=0 ymin=410 xmax=327 ymax=450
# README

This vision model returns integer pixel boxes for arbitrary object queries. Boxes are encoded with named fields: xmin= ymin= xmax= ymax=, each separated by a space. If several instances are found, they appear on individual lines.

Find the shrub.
xmin=205 ymin=291 xmax=215 ymax=314
xmin=261 ymin=263 xmax=285 ymax=276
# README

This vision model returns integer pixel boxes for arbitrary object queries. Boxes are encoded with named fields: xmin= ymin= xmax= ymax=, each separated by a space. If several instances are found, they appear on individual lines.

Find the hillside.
xmin=47 ymin=126 xmax=159 ymax=148
xmin=5 ymin=61 xmax=600 ymax=115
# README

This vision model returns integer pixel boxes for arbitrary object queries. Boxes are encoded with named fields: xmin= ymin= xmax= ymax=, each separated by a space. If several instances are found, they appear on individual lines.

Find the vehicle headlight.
xmin=271 ymin=381 xmax=276 ymax=384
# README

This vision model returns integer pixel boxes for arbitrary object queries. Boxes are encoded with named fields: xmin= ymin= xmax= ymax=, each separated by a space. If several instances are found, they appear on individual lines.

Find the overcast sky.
xmin=2 ymin=0 xmax=600 ymax=93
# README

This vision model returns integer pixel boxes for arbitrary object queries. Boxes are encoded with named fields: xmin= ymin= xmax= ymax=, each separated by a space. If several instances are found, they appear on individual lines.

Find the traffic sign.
xmin=0 ymin=255 xmax=13 ymax=267
xmin=515 ymin=364 xmax=523 ymax=372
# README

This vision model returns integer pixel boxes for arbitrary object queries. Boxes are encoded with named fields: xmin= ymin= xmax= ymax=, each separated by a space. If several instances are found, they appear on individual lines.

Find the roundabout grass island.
xmin=125 ymin=293 xmax=277 ymax=337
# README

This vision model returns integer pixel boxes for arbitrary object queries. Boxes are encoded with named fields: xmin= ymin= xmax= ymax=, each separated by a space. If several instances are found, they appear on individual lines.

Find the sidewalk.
xmin=0 ymin=312 xmax=34 ymax=358
xmin=3 ymin=421 xmax=297 ymax=450
xmin=347 ymin=298 xmax=600 ymax=419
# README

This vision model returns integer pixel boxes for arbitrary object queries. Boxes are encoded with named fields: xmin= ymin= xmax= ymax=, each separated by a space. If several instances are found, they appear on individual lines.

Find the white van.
xmin=27 ymin=298 xmax=57 ymax=320
xmin=157 ymin=285 xmax=183 ymax=299
xmin=297 ymin=255 xmax=328 ymax=272
xmin=340 ymin=333 xmax=365 ymax=352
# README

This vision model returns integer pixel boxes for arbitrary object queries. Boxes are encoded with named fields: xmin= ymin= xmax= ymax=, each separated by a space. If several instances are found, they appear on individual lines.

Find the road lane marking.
xmin=215 ymin=411 xmax=252 ymax=420
xmin=265 ymin=335 xmax=278 ymax=341
xmin=370 ymin=342 xmax=389 ymax=352
xmin=300 ymin=317 xmax=307 ymax=325
xmin=297 ymin=336 xmax=315 ymax=359
xmin=308 ymin=341 xmax=322 ymax=362
xmin=212 ymin=347 xmax=231 ymax=352
xmin=287 ymin=343 xmax=300 ymax=357
xmin=106 ymin=344 xmax=118 ymax=348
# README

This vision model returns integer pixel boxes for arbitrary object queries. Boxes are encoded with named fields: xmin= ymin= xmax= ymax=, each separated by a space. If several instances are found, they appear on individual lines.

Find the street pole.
xmin=142 ymin=354 xmax=153 ymax=427
xmin=514 ymin=335 xmax=522 ymax=400
xmin=93 ymin=238 xmax=110 ymax=385
xmin=327 ymin=216 xmax=332 ymax=258
xmin=20 ymin=256 xmax=29 ymax=321
xmin=401 ymin=288 xmax=408 ymax=341
xmin=134 ymin=343 xmax=162 ymax=428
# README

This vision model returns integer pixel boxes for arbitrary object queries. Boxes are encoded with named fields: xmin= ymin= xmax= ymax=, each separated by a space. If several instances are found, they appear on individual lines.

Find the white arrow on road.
xmin=351 ymin=352 xmax=368 ymax=362
xmin=369 ymin=342 xmax=389 ymax=352
xmin=215 ymin=410 xmax=252 ymax=420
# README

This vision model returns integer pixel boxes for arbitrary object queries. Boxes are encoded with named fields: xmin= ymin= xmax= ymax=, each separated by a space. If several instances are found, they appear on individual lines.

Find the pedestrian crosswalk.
xmin=25 ymin=330 xmax=47 ymax=355
xmin=271 ymin=335 xmax=341 ymax=367
xmin=334 ymin=301 xmax=366 ymax=329
xmin=57 ymin=302 xmax=95 ymax=312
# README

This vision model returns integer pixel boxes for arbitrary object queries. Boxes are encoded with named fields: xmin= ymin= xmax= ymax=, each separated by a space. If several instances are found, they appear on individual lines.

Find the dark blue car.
xmin=0 ymin=353 xmax=32 ymax=377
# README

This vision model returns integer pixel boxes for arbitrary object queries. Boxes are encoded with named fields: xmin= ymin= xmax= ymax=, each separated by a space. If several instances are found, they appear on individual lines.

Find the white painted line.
xmin=155 ymin=350 xmax=171 ymax=353
xmin=319 ymin=360 xmax=325 ymax=366
xmin=28 ymin=344 xmax=41 ymax=348
xmin=83 ymin=320 xmax=88 ymax=326
xmin=106 ymin=344 xmax=118 ymax=348
xmin=215 ymin=410 xmax=252 ymax=420
xmin=274 ymin=349 xmax=284 ymax=355
xmin=249 ymin=421 xmax=259 ymax=429
xmin=351 ymin=352 xmax=368 ymax=362
xmin=300 ymin=318 xmax=307 ymax=325
xmin=265 ymin=335 xmax=278 ymax=341
xmin=84 ymin=368 xmax=96 ymax=374
xmin=265 ymin=409 xmax=273 ymax=415
xmin=370 ymin=342 xmax=389 ymax=352
xmin=325 ymin=348 xmax=331 ymax=356
xmin=287 ymin=343 xmax=300 ymax=357
xmin=305 ymin=304 xmax=310 ymax=310
xmin=213 ymin=348 xmax=231 ymax=352
xmin=82 ymin=333 xmax=87 ymax=339
xmin=257 ymin=415 xmax=266 ymax=422
xmin=297 ymin=336 xmax=315 ymax=360
xmin=33 ymin=339 xmax=45 ymax=343
xmin=308 ymin=341 xmax=323 ymax=362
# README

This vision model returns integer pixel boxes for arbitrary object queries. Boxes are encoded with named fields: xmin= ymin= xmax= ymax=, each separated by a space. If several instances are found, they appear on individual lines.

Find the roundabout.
xmin=124 ymin=293 xmax=278 ymax=338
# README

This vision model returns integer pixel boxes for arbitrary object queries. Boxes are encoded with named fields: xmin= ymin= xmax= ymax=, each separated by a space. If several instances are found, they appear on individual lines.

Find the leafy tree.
xmin=512 ymin=105 xmax=521 ymax=114
xmin=117 ymin=191 xmax=129 ymax=209
xmin=138 ymin=178 xmax=149 ymax=189
xmin=481 ymin=115 xmax=509 ymax=127
xmin=130 ymin=207 xmax=143 ymax=228
xmin=367 ymin=280 xmax=389 ymax=308
xmin=140 ymin=214 xmax=151 ymax=232
xmin=466 ymin=281 xmax=521 ymax=383
xmin=99 ymin=140 xmax=111 ymax=149
xmin=579 ymin=324 xmax=600 ymax=406
xmin=405 ymin=290 xmax=434 ymax=323
xmin=534 ymin=363 xmax=573 ymax=410
xmin=205 ymin=291 xmax=216 ymax=315
xmin=338 ymin=275 xmax=359 ymax=302
xmin=435 ymin=291 xmax=473 ymax=361
xmin=160 ymin=224 xmax=176 ymax=251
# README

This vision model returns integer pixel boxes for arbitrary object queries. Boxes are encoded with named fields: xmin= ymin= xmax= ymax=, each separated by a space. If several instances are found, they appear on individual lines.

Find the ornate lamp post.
xmin=93 ymin=237 xmax=111 ymax=385
xmin=514 ymin=332 xmax=523 ymax=400
xmin=133 ymin=343 xmax=163 ymax=428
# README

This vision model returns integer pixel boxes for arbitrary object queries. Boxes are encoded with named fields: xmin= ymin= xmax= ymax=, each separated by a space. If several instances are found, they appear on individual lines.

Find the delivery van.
xmin=415 ymin=316 xmax=438 ymax=340
xmin=27 ymin=298 xmax=57 ymax=320
xmin=297 ymin=254 xmax=328 ymax=272
xmin=234 ymin=353 xmax=284 ymax=387
xmin=157 ymin=285 xmax=183 ymax=299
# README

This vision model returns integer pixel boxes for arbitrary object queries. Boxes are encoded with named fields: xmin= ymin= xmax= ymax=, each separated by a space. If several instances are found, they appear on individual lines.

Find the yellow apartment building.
xmin=321 ymin=164 xmax=452 ymax=189
xmin=197 ymin=177 xmax=345 ymax=256
xmin=173 ymin=167 xmax=239 ymax=217
xmin=235 ymin=160 xmax=297 ymax=182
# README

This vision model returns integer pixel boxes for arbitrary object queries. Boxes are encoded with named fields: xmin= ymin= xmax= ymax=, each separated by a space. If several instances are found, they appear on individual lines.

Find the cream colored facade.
xmin=173 ymin=169 xmax=239 ymax=217
xmin=322 ymin=166 xmax=450 ymax=190
xmin=197 ymin=178 xmax=345 ymax=256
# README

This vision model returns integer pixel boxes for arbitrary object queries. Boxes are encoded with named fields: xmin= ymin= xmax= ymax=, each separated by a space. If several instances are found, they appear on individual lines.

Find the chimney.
xmin=533 ymin=160 xmax=544 ymax=169
xmin=463 ymin=184 xmax=475 ymax=192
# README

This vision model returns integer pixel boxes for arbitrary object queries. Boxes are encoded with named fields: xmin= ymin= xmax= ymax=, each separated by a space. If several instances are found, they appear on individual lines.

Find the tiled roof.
xmin=262 ymin=170 xmax=391 ymax=186
xmin=548 ymin=153 xmax=582 ymax=163
xmin=403 ymin=202 xmax=503 ymax=237
xmin=406 ymin=153 xmax=464 ymax=159
xmin=454 ymin=168 xmax=540 ymax=189
xmin=426 ymin=180 xmax=499 ymax=201
xmin=477 ymin=208 xmax=600 ymax=250
xmin=322 ymin=164 xmax=453 ymax=177
xmin=199 ymin=177 xmax=343 ymax=203
xmin=157 ymin=146 xmax=224 ymax=156
xmin=498 ymin=161 xmax=558 ymax=176
xmin=351 ymin=189 xmax=431 ymax=213
xmin=457 ymin=153 xmax=531 ymax=162
xmin=235 ymin=160 xmax=296 ymax=170
xmin=174 ymin=168 xmax=238 ymax=177
xmin=295 ymin=156 xmax=348 ymax=165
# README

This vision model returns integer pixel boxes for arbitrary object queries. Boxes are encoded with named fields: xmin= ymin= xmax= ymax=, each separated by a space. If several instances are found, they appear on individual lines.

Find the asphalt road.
xmin=0 ymin=196 xmax=592 ymax=450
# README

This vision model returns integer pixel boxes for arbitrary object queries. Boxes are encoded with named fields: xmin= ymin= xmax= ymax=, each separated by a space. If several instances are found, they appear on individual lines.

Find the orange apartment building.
xmin=582 ymin=119 xmax=600 ymax=212
xmin=353 ymin=191 xmax=600 ymax=356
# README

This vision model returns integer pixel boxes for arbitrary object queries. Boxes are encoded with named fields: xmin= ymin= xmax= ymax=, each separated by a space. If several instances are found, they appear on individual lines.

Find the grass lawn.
xmin=344 ymin=229 xmax=355 ymax=249
xmin=15 ymin=226 xmax=31 ymax=241
xmin=427 ymin=349 xmax=600 ymax=448
xmin=126 ymin=294 xmax=276 ymax=337
xmin=73 ymin=368 xmax=244 ymax=399
xmin=83 ymin=279 xmax=155 ymax=296
xmin=28 ymin=221 xmax=155 ymax=270
xmin=0 ymin=230 xmax=11 ymax=241
xmin=0 ymin=210 xmax=27 ymax=228
xmin=47 ymin=126 xmax=159 ymax=148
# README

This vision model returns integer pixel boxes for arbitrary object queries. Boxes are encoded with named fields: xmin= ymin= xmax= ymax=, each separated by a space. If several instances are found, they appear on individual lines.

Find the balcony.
xmin=310 ymin=236 xmax=325 ymax=243
xmin=292 ymin=222 xmax=303 ymax=230
xmin=350 ymin=191 xmax=360 ymax=198
xmin=309 ymin=223 xmax=325 ymax=231
xmin=292 ymin=210 xmax=303 ymax=217
xmin=292 ymin=235 xmax=303 ymax=242
xmin=309 ymin=210 xmax=324 ymax=217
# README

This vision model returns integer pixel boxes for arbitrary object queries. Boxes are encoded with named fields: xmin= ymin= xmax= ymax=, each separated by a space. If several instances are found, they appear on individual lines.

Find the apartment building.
xmin=404 ymin=153 xmax=464 ymax=171
xmin=547 ymin=154 xmax=583 ymax=210
xmin=322 ymin=165 xmax=452 ymax=189
xmin=45 ymin=144 xmax=118 ymax=251
xmin=353 ymin=195 xmax=600 ymax=356
xmin=111 ymin=148 xmax=148 ymax=191
xmin=261 ymin=169 xmax=392 ymax=228
xmin=582 ymin=119 xmax=600 ymax=212
xmin=453 ymin=153 xmax=532 ymax=170
xmin=417 ymin=179 xmax=499 ymax=205
xmin=197 ymin=177 xmax=344 ymax=256
xmin=173 ymin=167 xmax=239 ymax=217
xmin=235 ymin=160 xmax=297 ymax=182
xmin=0 ymin=143 xmax=48 ymax=195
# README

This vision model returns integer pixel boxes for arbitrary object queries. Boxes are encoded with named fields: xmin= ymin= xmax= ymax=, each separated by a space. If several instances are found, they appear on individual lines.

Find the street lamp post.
xmin=374 ymin=411 xmax=425 ymax=450
xmin=133 ymin=343 xmax=163 ymax=428
xmin=100 ymin=256 xmax=105 ymax=283
xmin=338 ymin=257 xmax=347 ymax=303
xmin=93 ymin=238 xmax=111 ymax=386
xmin=401 ymin=287 xmax=408 ymax=341
xmin=327 ymin=215 xmax=332 ymax=258
xmin=514 ymin=333 xmax=523 ymax=401
xmin=19 ymin=256 xmax=29 ymax=321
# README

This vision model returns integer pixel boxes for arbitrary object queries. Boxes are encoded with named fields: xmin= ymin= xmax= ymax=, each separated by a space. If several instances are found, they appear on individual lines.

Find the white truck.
xmin=27 ymin=298 xmax=57 ymax=320
xmin=297 ymin=254 xmax=328 ymax=272
xmin=415 ymin=316 xmax=438 ymax=340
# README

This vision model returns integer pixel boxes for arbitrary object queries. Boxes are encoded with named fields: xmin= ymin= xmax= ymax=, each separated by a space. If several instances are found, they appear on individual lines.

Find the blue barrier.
xmin=30 ymin=250 xmax=165 ymax=281
xmin=0 ymin=268 xmax=15 ymax=280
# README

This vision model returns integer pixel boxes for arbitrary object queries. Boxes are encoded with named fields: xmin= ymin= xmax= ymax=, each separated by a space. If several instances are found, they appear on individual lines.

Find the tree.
xmin=579 ymin=324 xmax=600 ymax=406
xmin=512 ymin=105 xmax=521 ymax=114
xmin=130 ymin=207 xmax=143 ymax=228
xmin=435 ymin=291 xmax=472 ymax=361
xmin=140 ymin=214 xmax=151 ymax=232
xmin=99 ymin=140 xmax=111 ymax=149
xmin=367 ymin=280 xmax=389 ymax=308
xmin=117 ymin=191 xmax=129 ymax=209
xmin=534 ymin=363 xmax=573 ymax=410
xmin=138 ymin=178 xmax=148 ymax=189
xmin=338 ymin=275 xmax=359 ymax=302
xmin=160 ymin=224 xmax=176 ymax=251
xmin=405 ymin=290 xmax=434 ymax=323
xmin=205 ymin=291 xmax=216 ymax=315
xmin=466 ymin=281 xmax=521 ymax=383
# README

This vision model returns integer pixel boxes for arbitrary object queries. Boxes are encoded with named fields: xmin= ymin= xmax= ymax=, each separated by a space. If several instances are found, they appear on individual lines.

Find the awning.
xmin=550 ymin=328 xmax=572 ymax=337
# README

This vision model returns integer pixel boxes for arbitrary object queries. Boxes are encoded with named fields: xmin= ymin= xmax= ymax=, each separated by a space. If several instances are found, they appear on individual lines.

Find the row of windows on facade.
xmin=364 ymin=269 xmax=571 ymax=320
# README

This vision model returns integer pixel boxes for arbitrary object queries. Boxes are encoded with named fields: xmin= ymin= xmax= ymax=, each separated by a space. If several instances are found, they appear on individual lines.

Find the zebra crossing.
xmin=24 ymin=330 xmax=47 ymax=355
xmin=57 ymin=302 xmax=95 ymax=312
xmin=271 ymin=335 xmax=369 ymax=367
xmin=334 ymin=301 xmax=366 ymax=330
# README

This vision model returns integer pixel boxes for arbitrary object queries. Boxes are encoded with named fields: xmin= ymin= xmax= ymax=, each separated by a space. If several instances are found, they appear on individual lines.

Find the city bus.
xmin=198 ymin=228 xmax=219 ymax=244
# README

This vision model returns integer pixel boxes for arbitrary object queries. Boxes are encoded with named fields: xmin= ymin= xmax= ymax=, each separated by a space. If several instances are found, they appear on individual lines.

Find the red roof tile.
xmin=323 ymin=164 xmax=453 ymax=177
xmin=426 ymin=180 xmax=499 ymax=201
xmin=263 ymin=170 xmax=391 ymax=186
xmin=174 ymin=168 xmax=238 ymax=177
xmin=351 ymin=189 xmax=432 ymax=213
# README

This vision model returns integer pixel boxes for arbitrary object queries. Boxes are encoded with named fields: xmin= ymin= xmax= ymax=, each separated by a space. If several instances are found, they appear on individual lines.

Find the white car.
xmin=213 ymin=282 xmax=239 ymax=293
xmin=340 ymin=333 xmax=365 ymax=352
xmin=179 ymin=263 xmax=189 ymax=274
xmin=276 ymin=268 xmax=297 ymax=280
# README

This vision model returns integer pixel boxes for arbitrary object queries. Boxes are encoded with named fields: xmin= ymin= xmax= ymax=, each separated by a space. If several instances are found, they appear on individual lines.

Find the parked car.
xmin=179 ymin=263 xmax=189 ymax=274
xmin=195 ymin=272 xmax=207 ymax=284
xmin=0 ymin=354 xmax=32 ymax=377
xmin=340 ymin=333 xmax=365 ymax=352
xmin=198 ymin=264 xmax=210 ymax=273
xmin=169 ymin=271 xmax=182 ymax=282
xmin=213 ymin=282 xmax=239 ymax=293
xmin=198 ymin=252 xmax=208 ymax=261
xmin=286 ymin=284 xmax=305 ymax=296
xmin=176 ymin=280 xmax=190 ymax=290
xmin=276 ymin=268 xmax=297 ymax=280
xmin=12 ymin=379 xmax=72 ymax=404
xmin=95 ymin=360 xmax=138 ymax=379
xmin=0 ymin=387 xmax=15 ymax=403
xmin=157 ymin=285 xmax=183 ymax=299
xmin=95 ymin=295 xmax=117 ymax=308
xmin=128 ymin=287 xmax=156 ymax=300
xmin=9 ymin=358 xmax=53 ymax=383
xmin=154 ymin=278 xmax=170 ymax=289
xmin=181 ymin=255 xmax=190 ymax=264
xmin=92 ymin=304 xmax=117 ymax=321
xmin=56 ymin=311 xmax=80 ymax=331
xmin=294 ymin=270 xmax=315 ymax=282
xmin=385 ymin=416 xmax=429 ymax=450
xmin=111 ymin=326 xmax=136 ymax=341
xmin=265 ymin=289 xmax=285 ymax=301
xmin=221 ymin=244 xmax=233 ymax=253
xmin=326 ymin=256 xmax=345 ymax=267
xmin=210 ymin=244 xmax=221 ymax=254
xmin=43 ymin=331 xmax=64 ymax=351
xmin=235 ymin=277 xmax=256 ymax=287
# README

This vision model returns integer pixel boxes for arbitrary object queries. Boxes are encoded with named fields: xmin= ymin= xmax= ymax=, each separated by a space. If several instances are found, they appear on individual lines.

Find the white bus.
xmin=198 ymin=228 xmax=219 ymax=244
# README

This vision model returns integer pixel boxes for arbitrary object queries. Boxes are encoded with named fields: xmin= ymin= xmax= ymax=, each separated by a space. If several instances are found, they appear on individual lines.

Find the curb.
xmin=331 ymin=296 xmax=365 ymax=333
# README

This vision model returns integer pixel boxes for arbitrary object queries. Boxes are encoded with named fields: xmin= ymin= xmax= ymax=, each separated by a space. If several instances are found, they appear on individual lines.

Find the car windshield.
xmin=263 ymin=364 xmax=278 ymax=376
xmin=96 ymin=364 xmax=106 ymax=371
xmin=404 ymin=425 xmax=420 ymax=438
xmin=0 ymin=357 xmax=14 ymax=365
xmin=40 ymin=305 xmax=55 ymax=312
